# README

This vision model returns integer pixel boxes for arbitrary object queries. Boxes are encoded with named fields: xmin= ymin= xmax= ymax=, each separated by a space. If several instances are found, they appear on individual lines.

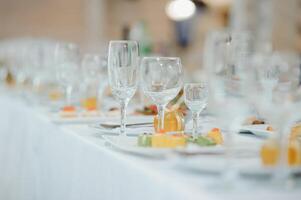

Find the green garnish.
xmin=137 ymin=133 xmax=152 ymax=147
xmin=187 ymin=136 xmax=216 ymax=146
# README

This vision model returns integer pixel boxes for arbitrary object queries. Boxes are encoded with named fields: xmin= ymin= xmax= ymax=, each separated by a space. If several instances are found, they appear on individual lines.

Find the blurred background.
xmin=0 ymin=0 xmax=300 ymax=72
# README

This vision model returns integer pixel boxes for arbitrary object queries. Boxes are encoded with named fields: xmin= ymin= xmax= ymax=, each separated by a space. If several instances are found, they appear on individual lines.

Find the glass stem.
xmin=265 ymin=87 xmax=273 ymax=102
xmin=273 ymin=122 xmax=290 ymax=183
xmin=192 ymin=112 xmax=199 ymax=139
xmin=120 ymin=100 xmax=128 ymax=136
xmin=157 ymin=104 xmax=166 ymax=133
xmin=66 ymin=85 xmax=73 ymax=106
xmin=223 ymin=124 xmax=238 ymax=184
xmin=33 ymin=78 xmax=40 ymax=93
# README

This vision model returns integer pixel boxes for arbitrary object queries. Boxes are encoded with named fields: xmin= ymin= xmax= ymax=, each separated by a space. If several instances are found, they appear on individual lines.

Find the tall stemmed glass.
xmin=30 ymin=40 xmax=50 ymax=94
xmin=81 ymin=54 xmax=108 ymax=111
xmin=250 ymin=52 xmax=301 ymax=184
xmin=184 ymin=83 xmax=208 ymax=139
xmin=204 ymin=30 xmax=253 ymax=182
xmin=82 ymin=54 xmax=107 ymax=86
xmin=140 ymin=57 xmax=183 ymax=133
xmin=55 ymin=43 xmax=80 ymax=107
xmin=108 ymin=40 xmax=139 ymax=136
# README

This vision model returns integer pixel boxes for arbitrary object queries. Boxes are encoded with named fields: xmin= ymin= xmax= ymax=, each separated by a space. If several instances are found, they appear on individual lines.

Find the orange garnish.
xmin=207 ymin=128 xmax=223 ymax=144
xmin=62 ymin=106 xmax=76 ymax=112
xmin=157 ymin=129 xmax=166 ymax=134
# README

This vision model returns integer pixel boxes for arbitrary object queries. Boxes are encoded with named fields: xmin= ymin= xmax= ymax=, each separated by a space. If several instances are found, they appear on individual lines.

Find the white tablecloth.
xmin=0 ymin=92 xmax=300 ymax=200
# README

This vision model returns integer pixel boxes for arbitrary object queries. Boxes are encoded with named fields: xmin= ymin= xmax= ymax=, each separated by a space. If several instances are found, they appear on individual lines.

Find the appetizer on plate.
xmin=244 ymin=116 xmax=265 ymax=125
xmin=138 ymin=133 xmax=186 ymax=148
xmin=137 ymin=128 xmax=223 ymax=149
xmin=59 ymin=105 xmax=77 ymax=117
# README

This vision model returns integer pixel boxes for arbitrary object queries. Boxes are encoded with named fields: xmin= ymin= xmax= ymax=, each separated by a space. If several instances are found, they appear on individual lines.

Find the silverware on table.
xmin=98 ymin=122 xmax=153 ymax=129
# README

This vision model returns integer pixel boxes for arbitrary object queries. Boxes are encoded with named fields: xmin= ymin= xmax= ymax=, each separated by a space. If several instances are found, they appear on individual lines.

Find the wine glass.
xmin=250 ymin=52 xmax=301 ymax=184
xmin=184 ymin=83 xmax=208 ymax=139
xmin=204 ymin=30 xmax=253 ymax=182
xmin=55 ymin=43 xmax=80 ymax=108
xmin=140 ymin=57 xmax=183 ymax=133
xmin=30 ymin=40 xmax=52 ymax=94
xmin=108 ymin=40 xmax=139 ymax=136
xmin=81 ymin=54 xmax=108 ymax=111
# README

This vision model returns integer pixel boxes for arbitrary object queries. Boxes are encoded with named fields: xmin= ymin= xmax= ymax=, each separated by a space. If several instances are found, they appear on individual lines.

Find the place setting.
xmin=73 ymin=41 xmax=214 ymax=163
xmin=87 ymin=35 xmax=301 ymax=182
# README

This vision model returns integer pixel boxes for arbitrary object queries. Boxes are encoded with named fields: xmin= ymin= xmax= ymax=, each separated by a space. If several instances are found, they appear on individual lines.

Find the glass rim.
xmin=141 ymin=56 xmax=181 ymax=61
xmin=109 ymin=40 xmax=138 ymax=45
xmin=184 ymin=82 xmax=208 ymax=87
xmin=142 ymin=56 xmax=180 ymax=59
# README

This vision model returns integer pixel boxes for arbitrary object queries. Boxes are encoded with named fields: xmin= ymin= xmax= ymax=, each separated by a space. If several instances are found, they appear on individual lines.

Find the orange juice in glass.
xmin=153 ymin=109 xmax=184 ymax=133
xmin=81 ymin=83 xmax=100 ymax=112
xmin=82 ymin=96 xmax=98 ymax=111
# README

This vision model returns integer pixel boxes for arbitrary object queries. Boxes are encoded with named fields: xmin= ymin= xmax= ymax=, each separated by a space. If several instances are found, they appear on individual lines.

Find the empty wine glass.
xmin=255 ymin=54 xmax=279 ymax=102
xmin=250 ymin=52 xmax=301 ymax=184
xmin=108 ymin=40 xmax=139 ymax=136
xmin=204 ymin=30 xmax=253 ymax=183
xmin=55 ymin=43 xmax=80 ymax=108
xmin=184 ymin=82 xmax=208 ymax=139
xmin=30 ymin=40 xmax=51 ymax=93
xmin=140 ymin=57 xmax=183 ymax=133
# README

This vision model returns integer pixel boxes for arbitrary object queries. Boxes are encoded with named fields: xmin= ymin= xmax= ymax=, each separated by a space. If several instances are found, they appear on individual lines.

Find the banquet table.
xmin=0 ymin=90 xmax=301 ymax=200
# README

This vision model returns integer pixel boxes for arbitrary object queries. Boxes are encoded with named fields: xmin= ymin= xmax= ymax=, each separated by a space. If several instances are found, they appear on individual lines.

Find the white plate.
xmin=103 ymin=135 xmax=230 ymax=158
xmin=91 ymin=116 xmax=154 ymax=136
xmin=173 ymin=155 xmax=301 ymax=176
xmin=174 ymin=144 xmax=224 ymax=155
xmin=94 ymin=126 xmax=154 ymax=137
xmin=240 ymin=124 xmax=273 ymax=138
xmin=97 ymin=116 xmax=153 ymax=126
xmin=174 ymin=143 xmax=259 ymax=157
xmin=51 ymin=113 xmax=103 ymax=124
xmin=103 ymin=135 xmax=171 ymax=158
